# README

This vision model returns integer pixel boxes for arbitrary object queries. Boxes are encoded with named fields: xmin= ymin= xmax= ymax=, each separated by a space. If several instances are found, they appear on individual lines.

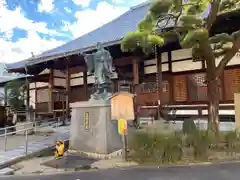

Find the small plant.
xmin=191 ymin=131 xmax=210 ymax=159
xmin=161 ymin=134 xmax=183 ymax=163
xmin=224 ymin=131 xmax=239 ymax=154
xmin=182 ymin=119 xmax=197 ymax=135
xmin=129 ymin=132 xmax=183 ymax=163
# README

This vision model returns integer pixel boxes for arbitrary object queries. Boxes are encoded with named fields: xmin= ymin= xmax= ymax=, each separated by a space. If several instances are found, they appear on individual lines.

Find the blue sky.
xmin=0 ymin=0 xmax=146 ymax=63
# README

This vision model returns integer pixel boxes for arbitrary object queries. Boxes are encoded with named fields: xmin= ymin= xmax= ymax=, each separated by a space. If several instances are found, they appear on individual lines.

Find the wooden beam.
xmin=156 ymin=51 xmax=162 ymax=106
xmin=113 ymin=56 xmax=134 ymax=67
xmin=83 ymin=70 xmax=88 ymax=100
xmin=168 ymin=51 xmax=174 ymax=103
xmin=26 ymin=78 xmax=30 ymax=121
xmin=48 ymin=69 xmax=54 ymax=113
xmin=66 ymin=65 xmax=70 ymax=118
xmin=35 ymin=82 xmax=37 ymax=111
xmin=132 ymin=57 xmax=139 ymax=85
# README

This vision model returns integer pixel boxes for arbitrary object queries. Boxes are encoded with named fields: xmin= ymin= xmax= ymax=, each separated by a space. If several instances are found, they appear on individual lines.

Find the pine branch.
xmin=216 ymin=37 xmax=240 ymax=77
xmin=206 ymin=0 xmax=221 ymax=30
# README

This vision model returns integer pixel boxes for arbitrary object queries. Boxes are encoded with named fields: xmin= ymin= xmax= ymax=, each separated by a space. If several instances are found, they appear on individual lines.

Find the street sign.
xmin=118 ymin=119 xmax=127 ymax=135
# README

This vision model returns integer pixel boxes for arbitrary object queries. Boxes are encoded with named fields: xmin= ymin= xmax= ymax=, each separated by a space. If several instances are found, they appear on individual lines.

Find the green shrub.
xmin=129 ymin=132 xmax=183 ymax=163
xmin=161 ymin=134 xmax=183 ymax=163
xmin=182 ymin=119 xmax=197 ymax=135
xmin=129 ymin=132 xmax=163 ymax=163
xmin=191 ymin=131 xmax=210 ymax=159
xmin=224 ymin=131 xmax=239 ymax=154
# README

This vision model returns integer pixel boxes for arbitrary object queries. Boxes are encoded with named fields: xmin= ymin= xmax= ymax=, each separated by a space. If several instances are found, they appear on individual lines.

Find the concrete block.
xmin=70 ymin=100 xmax=122 ymax=155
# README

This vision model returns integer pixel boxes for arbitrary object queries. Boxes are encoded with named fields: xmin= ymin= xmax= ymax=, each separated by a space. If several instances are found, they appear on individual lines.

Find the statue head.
xmin=96 ymin=42 xmax=103 ymax=50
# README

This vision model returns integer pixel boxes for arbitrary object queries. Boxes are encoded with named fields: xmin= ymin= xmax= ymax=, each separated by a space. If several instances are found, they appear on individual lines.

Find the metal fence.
xmin=0 ymin=117 xmax=70 ymax=155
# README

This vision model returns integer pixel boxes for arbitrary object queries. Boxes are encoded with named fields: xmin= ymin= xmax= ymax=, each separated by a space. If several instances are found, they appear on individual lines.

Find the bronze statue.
xmin=83 ymin=42 xmax=115 ymax=100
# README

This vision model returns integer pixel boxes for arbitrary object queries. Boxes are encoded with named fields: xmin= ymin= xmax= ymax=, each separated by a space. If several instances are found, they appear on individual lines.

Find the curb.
xmin=67 ymin=149 xmax=123 ymax=160
xmin=136 ymin=159 xmax=240 ymax=169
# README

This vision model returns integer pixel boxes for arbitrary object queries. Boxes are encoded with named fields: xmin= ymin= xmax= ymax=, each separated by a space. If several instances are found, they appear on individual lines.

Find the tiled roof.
xmin=7 ymin=2 xmax=150 ymax=70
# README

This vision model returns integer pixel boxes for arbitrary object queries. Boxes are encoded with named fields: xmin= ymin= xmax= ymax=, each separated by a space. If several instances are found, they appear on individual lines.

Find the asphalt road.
xmin=2 ymin=162 xmax=240 ymax=180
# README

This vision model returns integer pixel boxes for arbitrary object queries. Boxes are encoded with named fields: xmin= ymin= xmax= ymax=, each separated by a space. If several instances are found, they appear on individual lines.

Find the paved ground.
xmin=0 ymin=125 xmax=69 ymax=169
xmin=3 ymin=162 xmax=240 ymax=180
xmin=0 ymin=134 xmax=54 ymax=151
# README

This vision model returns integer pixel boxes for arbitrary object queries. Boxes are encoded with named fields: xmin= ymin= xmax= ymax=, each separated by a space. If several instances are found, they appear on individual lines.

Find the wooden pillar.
xmin=35 ymin=82 xmax=37 ymax=110
xmin=48 ymin=69 xmax=54 ymax=113
xmin=168 ymin=51 xmax=174 ymax=102
xmin=221 ymin=71 xmax=226 ymax=101
xmin=66 ymin=66 xmax=70 ymax=118
xmin=34 ymin=82 xmax=37 ymax=119
xmin=156 ymin=52 xmax=162 ymax=106
xmin=4 ymin=85 xmax=7 ymax=107
xmin=132 ymin=57 xmax=140 ymax=93
xmin=83 ymin=70 xmax=88 ymax=100
xmin=26 ymin=78 xmax=30 ymax=121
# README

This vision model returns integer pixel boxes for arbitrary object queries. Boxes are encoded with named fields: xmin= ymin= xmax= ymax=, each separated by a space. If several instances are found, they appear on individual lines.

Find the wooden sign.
xmin=110 ymin=91 xmax=135 ymax=121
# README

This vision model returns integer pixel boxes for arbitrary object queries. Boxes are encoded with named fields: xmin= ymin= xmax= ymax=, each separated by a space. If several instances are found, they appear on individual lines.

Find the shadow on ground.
xmin=42 ymin=155 xmax=97 ymax=169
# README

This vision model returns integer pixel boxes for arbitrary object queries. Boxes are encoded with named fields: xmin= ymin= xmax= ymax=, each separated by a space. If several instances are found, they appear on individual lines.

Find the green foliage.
xmin=149 ymin=0 xmax=171 ymax=17
xmin=121 ymin=0 xmax=240 ymax=61
xmin=224 ymin=131 xmax=239 ymax=153
xmin=129 ymin=132 xmax=183 ymax=163
xmin=130 ymin=130 xmax=240 ymax=164
xmin=138 ymin=13 xmax=155 ymax=33
xmin=182 ymin=119 xmax=197 ymax=135
xmin=181 ymin=29 xmax=209 ymax=48
xmin=191 ymin=131 xmax=211 ymax=159
xmin=121 ymin=32 xmax=164 ymax=54
xmin=5 ymin=80 xmax=26 ymax=111
xmin=232 ymin=30 xmax=240 ymax=40
xmin=219 ymin=0 xmax=240 ymax=11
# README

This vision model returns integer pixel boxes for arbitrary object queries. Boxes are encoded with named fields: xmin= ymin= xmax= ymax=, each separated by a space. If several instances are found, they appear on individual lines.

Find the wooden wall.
xmin=30 ymin=49 xmax=240 ymax=109
xmin=135 ymin=49 xmax=240 ymax=106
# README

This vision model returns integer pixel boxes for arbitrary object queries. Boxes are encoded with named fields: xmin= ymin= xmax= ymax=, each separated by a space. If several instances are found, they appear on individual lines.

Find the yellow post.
xmin=118 ymin=119 xmax=128 ymax=161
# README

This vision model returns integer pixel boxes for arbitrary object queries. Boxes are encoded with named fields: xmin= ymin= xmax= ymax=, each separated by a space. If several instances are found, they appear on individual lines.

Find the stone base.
xmin=70 ymin=100 xmax=122 ymax=155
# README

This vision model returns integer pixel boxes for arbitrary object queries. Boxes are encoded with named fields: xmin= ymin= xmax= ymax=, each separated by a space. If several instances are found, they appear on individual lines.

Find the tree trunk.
xmin=207 ymin=76 xmax=220 ymax=133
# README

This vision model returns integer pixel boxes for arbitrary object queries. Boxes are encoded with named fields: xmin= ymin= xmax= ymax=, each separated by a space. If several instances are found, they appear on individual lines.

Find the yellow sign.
xmin=118 ymin=119 xmax=127 ymax=135
xmin=85 ymin=112 xmax=89 ymax=130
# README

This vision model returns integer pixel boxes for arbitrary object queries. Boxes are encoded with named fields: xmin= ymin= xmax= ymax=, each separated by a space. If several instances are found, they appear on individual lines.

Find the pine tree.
xmin=5 ymin=80 xmax=26 ymax=111
xmin=121 ymin=0 xmax=240 ymax=133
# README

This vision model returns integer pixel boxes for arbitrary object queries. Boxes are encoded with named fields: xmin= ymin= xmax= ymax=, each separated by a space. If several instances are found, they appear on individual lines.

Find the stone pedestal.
xmin=69 ymin=100 xmax=122 ymax=154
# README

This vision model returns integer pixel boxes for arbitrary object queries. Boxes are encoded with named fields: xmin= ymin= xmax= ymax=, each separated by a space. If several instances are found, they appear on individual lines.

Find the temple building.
xmin=5 ymin=2 xmax=240 ymax=120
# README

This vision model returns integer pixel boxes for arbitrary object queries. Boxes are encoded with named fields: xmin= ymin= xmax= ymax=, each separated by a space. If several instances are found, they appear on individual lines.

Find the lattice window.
xmin=36 ymin=89 xmax=49 ymax=103
xmin=174 ymin=75 xmax=188 ymax=102
xmin=224 ymin=68 xmax=240 ymax=100
xmin=187 ymin=73 xmax=207 ymax=101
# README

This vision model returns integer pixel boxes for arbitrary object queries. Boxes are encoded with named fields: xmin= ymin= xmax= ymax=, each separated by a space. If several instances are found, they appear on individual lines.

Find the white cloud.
xmin=72 ymin=0 xmax=91 ymax=8
xmin=64 ymin=7 xmax=72 ymax=13
xmin=0 ymin=0 xmax=146 ymax=65
xmin=111 ymin=0 xmax=124 ymax=3
xmin=0 ymin=31 xmax=64 ymax=63
xmin=38 ymin=0 xmax=54 ymax=13
xmin=0 ymin=2 xmax=64 ymax=63
xmin=65 ymin=1 xmax=128 ymax=38
xmin=0 ymin=6 xmax=62 ymax=36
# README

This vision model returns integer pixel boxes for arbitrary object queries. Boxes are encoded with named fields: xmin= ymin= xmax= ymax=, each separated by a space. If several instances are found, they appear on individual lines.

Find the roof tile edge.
xmin=130 ymin=0 xmax=150 ymax=10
